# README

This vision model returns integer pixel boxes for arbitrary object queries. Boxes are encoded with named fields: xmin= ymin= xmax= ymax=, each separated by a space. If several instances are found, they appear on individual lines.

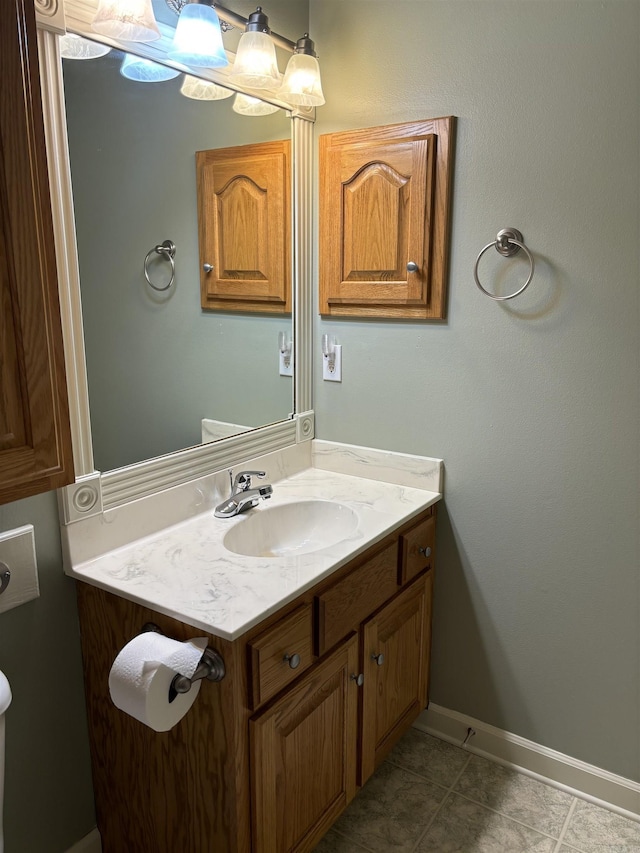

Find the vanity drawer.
xmin=316 ymin=541 xmax=399 ymax=656
xmin=399 ymin=513 xmax=436 ymax=585
xmin=248 ymin=603 xmax=314 ymax=709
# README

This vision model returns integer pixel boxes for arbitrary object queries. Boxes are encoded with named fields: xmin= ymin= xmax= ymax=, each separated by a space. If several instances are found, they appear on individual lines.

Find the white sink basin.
xmin=223 ymin=499 xmax=359 ymax=558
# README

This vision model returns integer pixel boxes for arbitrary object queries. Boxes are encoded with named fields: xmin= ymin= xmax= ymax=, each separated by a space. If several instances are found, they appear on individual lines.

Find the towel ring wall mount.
xmin=144 ymin=239 xmax=176 ymax=292
xmin=474 ymin=228 xmax=535 ymax=301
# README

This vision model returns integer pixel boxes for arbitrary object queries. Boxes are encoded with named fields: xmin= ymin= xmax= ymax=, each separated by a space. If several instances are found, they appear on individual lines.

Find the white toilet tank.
xmin=0 ymin=671 xmax=11 ymax=853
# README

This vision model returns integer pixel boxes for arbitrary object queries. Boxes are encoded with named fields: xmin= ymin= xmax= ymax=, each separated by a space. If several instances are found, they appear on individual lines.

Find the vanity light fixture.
xmin=278 ymin=35 xmax=325 ymax=107
xmin=167 ymin=1 xmax=228 ymax=69
xmin=59 ymin=34 xmax=112 ymax=60
xmin=180 ymin=75 xmax=234 ymax=100
xmin=232 ymin=93 xmax=280 ymax=116
xmin=161 ymin=1 xmax=325 ymax=104
xmin=120 ymin=54 xmax=182 ymax=82
xmin=229 ymin=6 xmax=280 ymax=89
xmin=92 ymin=0 xmax=161 ymax=42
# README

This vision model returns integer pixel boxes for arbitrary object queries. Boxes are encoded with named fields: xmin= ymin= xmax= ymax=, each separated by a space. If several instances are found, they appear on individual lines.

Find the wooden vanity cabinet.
xmin=76 ymin=505 xmax=436 ymax=853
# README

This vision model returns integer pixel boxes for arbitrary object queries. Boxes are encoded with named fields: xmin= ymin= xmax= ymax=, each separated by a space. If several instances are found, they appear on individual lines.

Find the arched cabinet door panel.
xmin=0 ymin=0 xmax=74 ymax=504
xmin=320 ymin=117 xmax=455 ymax=320
xmin=197 ymin=139 xmax=291 ymax=314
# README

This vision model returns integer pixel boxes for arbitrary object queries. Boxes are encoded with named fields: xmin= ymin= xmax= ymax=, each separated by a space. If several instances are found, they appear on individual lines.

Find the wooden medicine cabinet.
xmin=197 ymin=139 xmax=291 ymax=314
xmin=319 ymin=117 xmax=455 ymax=320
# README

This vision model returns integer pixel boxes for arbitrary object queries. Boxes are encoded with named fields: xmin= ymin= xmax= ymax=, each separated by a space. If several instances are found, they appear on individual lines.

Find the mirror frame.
xmin=35 ymin=2 xmax=314 ymax=520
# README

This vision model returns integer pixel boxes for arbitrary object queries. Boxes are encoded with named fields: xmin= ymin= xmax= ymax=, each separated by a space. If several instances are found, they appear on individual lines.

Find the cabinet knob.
xmin=407 ymin=261 xmax=419 ymax=273
xmin=371 ymin=652 xmax=384 ymax=667
xmin=203 ymin=263 xmax=213 ymax=273
xmin=350 ymin=673 xmax=364 ymax=687
xmin=418 ymin=545 xmax=432 ymax=558
xmin=283 ymin=653 xmax=301 ymax=670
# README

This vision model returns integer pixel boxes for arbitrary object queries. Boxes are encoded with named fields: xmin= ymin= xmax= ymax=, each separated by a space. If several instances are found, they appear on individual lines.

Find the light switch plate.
xmin=322 ymin=344 xmax=342 ymax=382
xmin=279 ymin=347 xmax=293 ymax=377
xmin=0 ymin=525 xmax=39 ymax=614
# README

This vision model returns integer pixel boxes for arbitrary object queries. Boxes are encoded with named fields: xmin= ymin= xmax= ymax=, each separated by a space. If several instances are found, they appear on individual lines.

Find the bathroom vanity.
xmin=66 ymin=443 xmax=441 ymax=853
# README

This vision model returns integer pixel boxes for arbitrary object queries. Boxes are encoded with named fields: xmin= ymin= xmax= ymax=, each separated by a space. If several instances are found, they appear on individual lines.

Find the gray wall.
xmin=0 ymin=494 xmax=95 ymax=852
xmin=310 ymin=0 xmax=640 ymax=781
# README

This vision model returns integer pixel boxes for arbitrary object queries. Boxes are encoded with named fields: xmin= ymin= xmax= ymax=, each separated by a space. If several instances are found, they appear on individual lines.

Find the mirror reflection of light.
xmin=232 ymin=93 xmax=280 ymax=116
xmin=60 ymin=34 xmax=112 ymax=60
xmin=180 ymin=75 xmax=234 ymax=101
xmin=92 ymin=0 xmax=160 ymax=42
xmin=120 ymin=54 xmax=181 ymax=82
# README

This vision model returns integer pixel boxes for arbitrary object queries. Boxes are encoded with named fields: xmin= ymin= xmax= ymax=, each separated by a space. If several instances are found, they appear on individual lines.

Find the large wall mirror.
xmin=36 ymin=0 xmax=315 ymax=513
xmin=63 ymin=50 xmax=293 ymax=472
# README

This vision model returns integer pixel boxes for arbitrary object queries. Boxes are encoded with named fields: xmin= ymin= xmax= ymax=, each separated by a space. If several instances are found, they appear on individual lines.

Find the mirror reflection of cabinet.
xmin=197 ymin=140 xmax=291 ymax=314
xmin=0 ymin=0 xmax=74 ymax=505
xmin=319 ymin=117 xmax=455 ymax=320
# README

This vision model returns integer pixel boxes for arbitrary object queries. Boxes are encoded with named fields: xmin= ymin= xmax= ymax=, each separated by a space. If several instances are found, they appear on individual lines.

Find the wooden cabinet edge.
xmin=0 ymin=0 xmax=74 ymax=505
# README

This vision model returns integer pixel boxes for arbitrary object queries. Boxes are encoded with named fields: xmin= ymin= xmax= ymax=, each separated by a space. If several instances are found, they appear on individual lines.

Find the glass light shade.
xmin=120 ymin=54 xmax=181 ymax=82
xmin=279 ymin=53 xmax=325 ymax=107
xmin=59 ymin=34 xmax=112 ymax=60
xmin=167 ymin=4 xmax=228 ymax=69
xmin=180 ymin=75 xmax=234 ymax=101
xmin=229 ymin=31 xmax=280 ymax=89
xmin=232 ymin=93 xmax=280 ymax=116
xmin=91 ymin=0 xmax=160 ymax=42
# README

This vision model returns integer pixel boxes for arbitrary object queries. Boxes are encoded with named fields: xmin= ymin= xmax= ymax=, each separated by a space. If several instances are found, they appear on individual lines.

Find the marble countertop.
xmin=67 ymin=463 xmax=440 ymax=640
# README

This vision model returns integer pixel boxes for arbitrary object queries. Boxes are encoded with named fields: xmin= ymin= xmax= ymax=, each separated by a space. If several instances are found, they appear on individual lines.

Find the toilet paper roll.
xmin=108 ymin=632 xmax=208 ymax=732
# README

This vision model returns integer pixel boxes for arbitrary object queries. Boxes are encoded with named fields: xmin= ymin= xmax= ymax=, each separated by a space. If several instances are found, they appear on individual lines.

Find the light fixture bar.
xmin=166 ymin=1 xmax=297 ymax=52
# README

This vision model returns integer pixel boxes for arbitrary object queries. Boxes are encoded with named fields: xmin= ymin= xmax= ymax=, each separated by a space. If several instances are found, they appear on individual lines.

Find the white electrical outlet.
xmin=323 ymin=344 xmax=342 ymax=382
xmin=0 ymin=525 xmax=39 ymax=614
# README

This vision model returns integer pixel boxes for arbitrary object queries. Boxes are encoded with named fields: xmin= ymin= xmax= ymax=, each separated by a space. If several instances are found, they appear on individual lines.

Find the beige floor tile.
xmin=415 ymin=793 xmax=557 ymax=852
xmin=330 ymin=760 xmax=447 ymax=853
xmin=454 ymin=754 xmax=573 ymax=835
xmin=387 ymin=728 xmax=470 ymax=787
xmin=313 ymin=828 xmax=372 ymax=852
xmin=562 ymin=800 xmax=640 ymax=851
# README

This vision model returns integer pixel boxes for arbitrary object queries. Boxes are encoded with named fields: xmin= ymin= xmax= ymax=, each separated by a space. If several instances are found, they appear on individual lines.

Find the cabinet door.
xmin=0 ymin=0 xmax=74 ymax=504
xmin=360 ymin=572 xmax=433 ymax=785
xmin=196 ymin=139 xmax=290 ymax=314
xmin=250 ymin=634 xmax=359 ymax=853
xmin=319 ymin=118 xmax=454 ymax=320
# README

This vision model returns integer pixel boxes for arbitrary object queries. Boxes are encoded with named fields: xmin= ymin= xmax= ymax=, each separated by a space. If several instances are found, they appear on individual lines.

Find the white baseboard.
xmin=415 ymin=704 xmax=640 ymax=821
xmin=65 ymin=828 xmax=102 ymax=853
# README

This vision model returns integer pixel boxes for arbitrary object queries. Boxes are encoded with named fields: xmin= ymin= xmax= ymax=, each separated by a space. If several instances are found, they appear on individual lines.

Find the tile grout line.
xmin=552 ymin=798 xmax=580 ymax=853
xmin=408 ymin=753 xmax=474 ymax=852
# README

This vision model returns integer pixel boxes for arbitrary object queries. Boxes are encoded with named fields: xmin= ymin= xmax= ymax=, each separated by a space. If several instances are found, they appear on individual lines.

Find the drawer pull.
xmin=371 ymin=652 xmax=385 ymax=667
xmin=350 ymin=673 xmax=364 ymax=687
xmin=418 ymin=546 xmax=432 ymax=558
xmin=283 ymin=652 xmax=301 ymax=669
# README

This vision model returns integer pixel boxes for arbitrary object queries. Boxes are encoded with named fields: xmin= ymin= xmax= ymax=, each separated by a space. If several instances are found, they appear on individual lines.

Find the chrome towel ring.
xmin=474 ymin=228 xmax=535 ymax=301
xmin=144 ymin=239 xmax=176 ymax=292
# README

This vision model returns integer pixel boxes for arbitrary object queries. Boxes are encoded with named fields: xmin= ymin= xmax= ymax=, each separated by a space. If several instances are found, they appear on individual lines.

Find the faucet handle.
xmin=230 ymin=469 xmax=267 ymax=494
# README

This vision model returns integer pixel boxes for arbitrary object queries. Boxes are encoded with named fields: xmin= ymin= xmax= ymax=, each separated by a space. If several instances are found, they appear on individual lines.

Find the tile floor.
xmin=314 ymin=729 xmax=640 ymax=852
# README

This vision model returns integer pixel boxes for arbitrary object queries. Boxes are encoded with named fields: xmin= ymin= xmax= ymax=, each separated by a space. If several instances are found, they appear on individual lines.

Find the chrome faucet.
xmin=214 ymin=469 xmax=273 ymax=518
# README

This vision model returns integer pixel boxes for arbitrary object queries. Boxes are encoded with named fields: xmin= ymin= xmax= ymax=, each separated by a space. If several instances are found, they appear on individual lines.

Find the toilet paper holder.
xmin=141 ymin=623 xmax=226 ymax=703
